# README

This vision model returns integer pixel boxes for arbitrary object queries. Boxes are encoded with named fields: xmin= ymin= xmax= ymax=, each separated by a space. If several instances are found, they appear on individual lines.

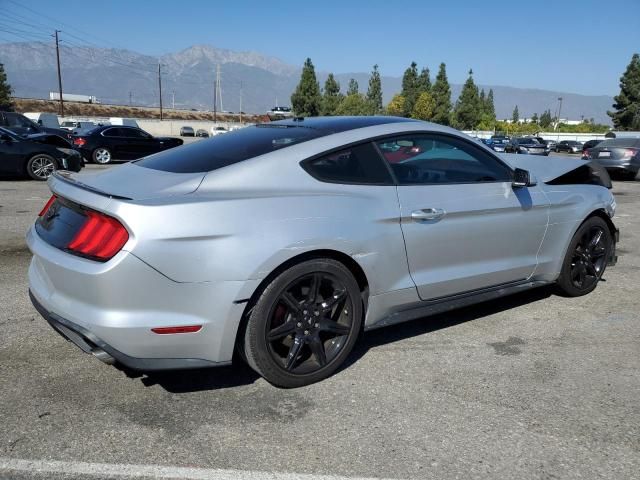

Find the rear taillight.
xmin=38 ymin=195 xmax=57 ymax=217
xmin=623 ymin=148 xmax=638 ymax=158
xmin=73 ymin=137 xmax=86 ymax=146
xmin=67 ymin=211 xmax=129 ymax=261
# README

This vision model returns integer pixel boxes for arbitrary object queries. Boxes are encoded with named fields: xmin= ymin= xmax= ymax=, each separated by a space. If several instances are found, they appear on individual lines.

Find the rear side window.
xmin=136 ymin=125 xmax=325 ymax=173
xmin=598 ymin=138 xmax=640 ymax=148
xmin=302 ymin=143 xmax=393 ymax=185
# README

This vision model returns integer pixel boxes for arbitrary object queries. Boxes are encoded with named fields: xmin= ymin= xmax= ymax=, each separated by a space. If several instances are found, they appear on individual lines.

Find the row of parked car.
xmin=179 ymin=125 xmax=234 ymax=137
xmin=480 ymin=135 xmax=639 ymax=178
xmin=0 ymin=110 xmax=185 ymax=180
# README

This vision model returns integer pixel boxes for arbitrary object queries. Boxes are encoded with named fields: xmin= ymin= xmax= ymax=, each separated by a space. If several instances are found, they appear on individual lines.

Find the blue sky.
xmin=1 ymin=0 xmax=638 ymax=95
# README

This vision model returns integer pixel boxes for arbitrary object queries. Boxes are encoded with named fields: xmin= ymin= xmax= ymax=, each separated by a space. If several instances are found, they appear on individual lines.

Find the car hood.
xmin=500 ymin=153 xmax=589 ymax=183
xmin=51 ymin=162 xmax=205 ymax=200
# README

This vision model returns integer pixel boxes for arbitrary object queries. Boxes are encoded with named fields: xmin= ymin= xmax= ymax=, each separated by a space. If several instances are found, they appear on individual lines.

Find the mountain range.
xmin=0 ymin=42 xmax=614 ymax=124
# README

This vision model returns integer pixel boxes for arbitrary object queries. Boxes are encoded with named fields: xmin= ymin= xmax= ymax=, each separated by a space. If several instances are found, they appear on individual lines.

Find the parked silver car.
xmin=27 ymin=117 xmax=619 ymax=387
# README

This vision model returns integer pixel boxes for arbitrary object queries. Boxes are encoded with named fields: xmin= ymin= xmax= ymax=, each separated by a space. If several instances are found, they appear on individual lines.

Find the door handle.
xmin=411 ymin=208 xmax=446 ymax=222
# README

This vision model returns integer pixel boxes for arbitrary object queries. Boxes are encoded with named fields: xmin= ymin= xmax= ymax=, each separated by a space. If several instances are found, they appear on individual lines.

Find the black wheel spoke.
xmin=308 ymin=336 xmax=327 ymax=367
xmin=281 ymin=292 xmax=302 ymax=313
xmin=285 ymin=336 xmax=305 ymax=371
xmin=591 ymin=247 xmax=606 ymax=258
xmin=307 ymin=274 xmax=321 ymax=302
xmin=321 ymin=289 xmax=346 ymax=312
xmin=585 ymin=262 xmax=597 ymax=277
xmin=588 ymin=230 xmax=603 ymax=250
xmin=319 ymin=318 xmax=350 ymax=336
xmin=267 ymin=321 xmax=296 ymax=341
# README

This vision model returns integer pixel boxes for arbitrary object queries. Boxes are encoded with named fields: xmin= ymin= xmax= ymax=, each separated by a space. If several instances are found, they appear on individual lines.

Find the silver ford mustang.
xmin=27 ymin=117 xmax=619 ymax=387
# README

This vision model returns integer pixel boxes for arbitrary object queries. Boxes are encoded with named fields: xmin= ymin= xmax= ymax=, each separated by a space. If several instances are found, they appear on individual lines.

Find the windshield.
xmin=136 ymin=124 xmax=326 ymax=173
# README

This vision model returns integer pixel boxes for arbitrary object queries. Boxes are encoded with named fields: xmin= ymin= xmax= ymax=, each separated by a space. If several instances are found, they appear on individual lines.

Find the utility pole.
xmin=554 ymin=96 xmax=563 ymax=132
xmin=213 ymin=65 xmax=217 ymax=123
xmin=158 ymin=63 xmax=163 ymax=120
xmin=54 ymin=30 xmax=64 ymax=116
xmin=129 ymin=91 xmax=132 ymax=106
xmin=239 ymin=81 xmax=243 ymax=124
xmin=172 ymin=90 xmax=175 ymax=110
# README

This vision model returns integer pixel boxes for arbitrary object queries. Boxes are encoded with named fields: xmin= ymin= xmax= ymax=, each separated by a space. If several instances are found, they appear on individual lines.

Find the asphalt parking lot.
xmin=0 ymin=163 xmax=639 ymax=480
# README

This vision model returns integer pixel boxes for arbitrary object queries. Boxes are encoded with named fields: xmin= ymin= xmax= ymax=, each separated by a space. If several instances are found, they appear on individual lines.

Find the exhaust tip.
xmin=91 ymin=348 xmax=116 ymax=365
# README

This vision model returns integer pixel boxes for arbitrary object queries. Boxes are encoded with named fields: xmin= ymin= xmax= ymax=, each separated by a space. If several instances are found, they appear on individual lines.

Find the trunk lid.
xmin=52 ymin=163 xmax=205 ymax=200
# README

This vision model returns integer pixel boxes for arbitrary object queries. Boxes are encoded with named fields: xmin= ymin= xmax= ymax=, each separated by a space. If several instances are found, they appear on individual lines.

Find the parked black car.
xmin=195 ymin=129 xmax=209 ymax=138
xmin=581 ymin=139 xmax=603 ymax=157
xmin=585 ymin=137 xmax=640 ymax=179
xmin=0 ymin=127 xmax=83 ymax=180
xmin=555 ymin=140 xmax=583 ymax=153
xmin=504 ymin=137 xmax=549 ymax=155
xmin=0 ymin=111 xmax=72 ymax=141
xmin=72 ymin=126 xmax=183 ymax=164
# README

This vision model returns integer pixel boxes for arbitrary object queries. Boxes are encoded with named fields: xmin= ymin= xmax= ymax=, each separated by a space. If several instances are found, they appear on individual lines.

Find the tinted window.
xmin=136 ymin=124 xmax=325 ymax=173
xmin=102 ymin=128 xmax=122 ymax=137
xmin=5 ymin=113 xmax=34 ymax=128
xmin=121 ymin=128 xmax=149 ymax=138
xmin=598 ymin=138 xmax=640 ymax=148
xmin=302 ymin=143 xmax=392 ymax=185
xmin=377 ymin=134 xmax=512 ymax=185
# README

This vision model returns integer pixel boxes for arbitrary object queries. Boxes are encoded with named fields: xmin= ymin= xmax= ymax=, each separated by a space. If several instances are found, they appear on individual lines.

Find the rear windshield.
xmin=597 ymin=138 xmax=640 ymax=148
xmin=135 ymin=124 xmax=326 ymax=173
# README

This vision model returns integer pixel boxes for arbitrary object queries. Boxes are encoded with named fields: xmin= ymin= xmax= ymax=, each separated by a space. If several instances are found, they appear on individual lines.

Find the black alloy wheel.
xmin=266 ymin=272 xmax=352 ymax=373
xmin=557 ymin=216 xmax=612 ymax=297
xmin=569 ymin=226 xmax=607 ymax=290
xmin=242 ymin=259 xmax=363 ymax=388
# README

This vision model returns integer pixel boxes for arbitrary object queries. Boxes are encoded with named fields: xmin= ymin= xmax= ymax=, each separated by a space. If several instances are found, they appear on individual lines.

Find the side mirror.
xmin=513 ymin=168 xmax=536 ymax=188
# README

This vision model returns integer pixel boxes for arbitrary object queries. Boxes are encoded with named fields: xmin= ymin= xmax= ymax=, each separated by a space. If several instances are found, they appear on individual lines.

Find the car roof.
xmin=269 ymin=116 xmax=418 ymax=134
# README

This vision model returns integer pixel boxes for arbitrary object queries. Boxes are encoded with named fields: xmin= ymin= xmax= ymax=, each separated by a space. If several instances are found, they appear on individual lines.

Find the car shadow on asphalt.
xmin=129 ymin=285 xmax=555 ymax=393
xmin=340 ymin=285 xmax=555 ymax=373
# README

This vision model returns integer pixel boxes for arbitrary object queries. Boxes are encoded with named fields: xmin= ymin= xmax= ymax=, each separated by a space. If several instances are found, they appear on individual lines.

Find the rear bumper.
xmin=26 ymin=225 xmax=256 ymax=369
xmin=30 ymin=291 xmax=223 ymax=370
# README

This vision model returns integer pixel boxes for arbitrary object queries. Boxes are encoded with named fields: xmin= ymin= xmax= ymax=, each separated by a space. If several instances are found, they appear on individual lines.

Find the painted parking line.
xmin=0 ymin=457 xmax=401 ymax=480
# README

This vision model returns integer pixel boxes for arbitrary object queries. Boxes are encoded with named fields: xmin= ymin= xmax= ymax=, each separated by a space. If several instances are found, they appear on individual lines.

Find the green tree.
xmin=411 ymin=91 xmax=435 ymax=121
xmin=347 ymin=78 xmax=359 ymax=96
xmin=539 ymin=109 xmax=553 ymax=129
xmin=291 ymin=58 xmax=321 ymax=116
xmin=321 ymin=73 xmax=343 ymax=116
xmin=386 ymin=94 xmax=406 ymax=116
xmin=417 ymin=67 xmax=431 ymax=94
xmin=0 ymin=63 xmax=13 ymax=111
xmin=401 ymin=61 xmax=419 ymax=116
xmin=453 ymin=69 xmax=481 ymax=129
xmin=485 ymin=89 xmax=496 ymax=119
xmin=530 ymin=112 xmax=539 ymax=124
xmin=608 ymin=53 xmax=640 ymax=130
xmin=366 ymin=64 xmax=383 ymax=114
xmin=336 ymin=93 xmax=369 ymax=116
xmin=512 ymin=105 xmax=520 ymax=123
xmin=431 ymin=62 xmax=452 ymax=126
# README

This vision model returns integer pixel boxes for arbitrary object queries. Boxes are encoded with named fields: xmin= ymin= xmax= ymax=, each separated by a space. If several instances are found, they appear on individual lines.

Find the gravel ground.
xmin=0 ymin=165 xmax=638 ymax=480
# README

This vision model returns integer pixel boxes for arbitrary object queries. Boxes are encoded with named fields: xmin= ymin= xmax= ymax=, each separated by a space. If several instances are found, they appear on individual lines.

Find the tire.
xmin=556 ymin=216 xmax=612 ymax=297
xmin=92 ymin=147 xmax=112 ymax=164
xmin=242 ymin=258 xmax=363 ymax=388
xmin=26 ymin=154 xmax=57 ymax=181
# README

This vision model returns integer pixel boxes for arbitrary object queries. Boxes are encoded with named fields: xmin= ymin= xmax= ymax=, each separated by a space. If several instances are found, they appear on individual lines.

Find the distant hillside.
xmin=0 ymin=41 xmax=614 ymax=123
xmin=11 ymin=98 xmax=265 ymax=123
